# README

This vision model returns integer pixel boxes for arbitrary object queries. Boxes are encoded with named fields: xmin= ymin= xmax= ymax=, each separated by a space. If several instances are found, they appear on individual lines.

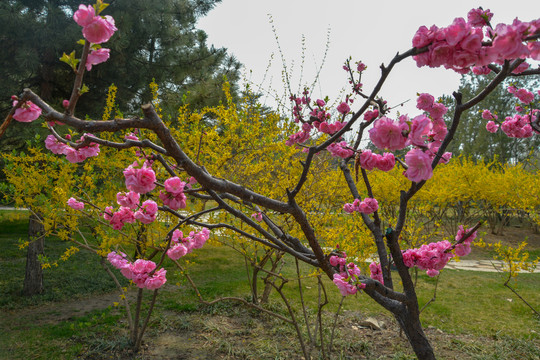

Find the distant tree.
xmin=442 ymin=73 xmax=540 ymax=164
xmin=0 ymin=0 xmax=241 ymax=140
xmin=0 ymin=0 xmax=241 ymax=189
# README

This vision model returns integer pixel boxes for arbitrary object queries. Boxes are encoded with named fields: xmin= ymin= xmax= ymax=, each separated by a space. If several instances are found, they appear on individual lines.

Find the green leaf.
xmin=94 ymin=0 xmax=109 ymax=15
xmin=59 ymin=51 xmax=79 ymax=72
xmin=79 ymin=84 xmax=90 ymax=95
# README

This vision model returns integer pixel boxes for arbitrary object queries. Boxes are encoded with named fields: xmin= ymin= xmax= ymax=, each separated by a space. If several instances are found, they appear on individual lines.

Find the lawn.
xmin=0 ymin=210 xmax=539 ymax=359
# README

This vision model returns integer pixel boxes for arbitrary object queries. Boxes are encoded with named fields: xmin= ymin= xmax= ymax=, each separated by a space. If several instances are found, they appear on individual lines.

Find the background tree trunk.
xmin=23 ymin=212 xmax=45 ymax=296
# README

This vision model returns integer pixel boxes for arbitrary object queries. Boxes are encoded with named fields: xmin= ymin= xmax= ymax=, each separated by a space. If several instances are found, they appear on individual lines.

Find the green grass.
xmin=0 ymin=210 xmax=127 ymax=309
xmin=1 ymin=210 xmax=539 ymax=359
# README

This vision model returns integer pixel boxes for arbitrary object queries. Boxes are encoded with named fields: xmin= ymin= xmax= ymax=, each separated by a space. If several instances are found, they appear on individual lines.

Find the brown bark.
xmin=23 ymin=212 xmax=45 ymax=296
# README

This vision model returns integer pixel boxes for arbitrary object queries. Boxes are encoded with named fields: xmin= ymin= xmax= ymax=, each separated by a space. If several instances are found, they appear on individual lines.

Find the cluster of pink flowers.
xmin=315 ymin=120 xmax=347 ymax=135
xmin=327 ymin=141 xmax=354 ymax=159
xmin=336 ymin=102 xmax=351 ymax=115
xmin=369 ymin=262 xmax=384 ymax=285
xmin=123 ymin=161 xmax=156 ymax=194
xmin=107 ymin=252 xmax=167 ymax=290
xmin=166 ymin=228 xmax=211 ymax=260
xmin=103 ymin=205 xmax=135 ymax=230
xmin=12 ymin=100 xmax=42 ymax=122
xmin=103 ymin=190 xmax=157 ymax=229
xmin=368 ymin=116 xmax=409 ymax=151
xmin=412 ymin=8 xmax=540 ymax=73
xmin=482 ymin=88 xmax=538 ymax=138
xmin=402 ymin=226 xmax=478 ymax=277
xmin=251 ymin=212 xmax=263 ymax=222
xmin=134 ymin=200 xmax=159 ymax=224
xmin=363 ymin=109 xmax=379 ymax=122
xmin=454 ymin=225 xmax=477 ymax=257
xmin=285 ymin=127 xmax=311 ymax=146
xmin=359 ymin=150 xmax=395 ymax=172
xmin=74 ymin=4 xmax=117 ymax=44
xmin=73 ymin=4 xmax=116 ymax=72
xmin=45 ymin=134 xmax=100 ymax=163
xmin=500 ymin=114 xmax=535 ymax=138
xmin=402 ymin=240 xmax=454 ymax=277
xmin=368 ymin=93 xmax=451 ymax=183
xmin=343 ymin=197 xmax=378 ymax=215
xmin=508 ymin=86 xmax=535 ymax=104
xmin=329 ymin=254 xmax=366 ymax=296
xmin=67 ymin=197 xmax=85 ymax=210
xmin=159 ymin=177 xmax=187 ymax=210
xmin=117 ymin=191 xmax=140 ymax=209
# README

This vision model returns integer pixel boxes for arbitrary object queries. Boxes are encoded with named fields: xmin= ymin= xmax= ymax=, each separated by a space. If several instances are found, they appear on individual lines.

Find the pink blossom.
xmin=360 ymin=198 xmax=379 ymax=214
xmin=285 ymin=130 xmax=310 ymax=146
xmin=251 ymin=212 xmax=263 ymax=222
xmin=416 ymin=93 xmax=434 ymax=111
xmin=73 ymin=4 xmax=95 ymax=27
xmin=343 ymin=198 xmax=378 ymax=215
xmin=486 ymin=121 xmax=499 ymax=133
xmin=337 ymin=102 xmax=350 ymax=115
xmin=327 ymin=141 xmax=354 ymax=159
xmin=376 ymin=153 xmax=395 ymax=171
xmin=472 ymin=66 xmax=491 ymax=75
xmin=369 ymin=262 xmax=384 ymax=285
xmin=359 ymin=150 xmax=377 ymax=171
xmin=62 ymin=100 xmax=70 ymax=108
xmin=514 ymin=88 xmax=535 ymax=104
xmin=116 ymin=191 xmax=140 ymax=210
xmin=123 ymin=163 xmax=156 ymax=194
xmin=408 ymin=114 xmax=433 ymax=146
xmin=86 ymin=48 xmax=110 ymax=71
xmin=167 ymin=243 xmax=189 ymax=260
xmin=82 ymin=15 xmax=117 ymax=44
xmin=144 ymin=268 xmax=167 ymax=290
xmin=404 ymin=149 xmax=433 ymax=182
xmin=368 ymin=117 xmax=408 ymax=151
xmin=45 ymin=135 xmax=67 ymax=154
xmin=159 ymin=191 xmax=186 ymax=210
xmin=357 ymin=62 xmax=366 ymax=72
xmin=63 ymin=147 xmax=87 ymax=163
xmin=189 ymin=228 xmax=210 ymax=250
xmin=67 ymin=197 xmax=84 ymax=210
xmin=412 ymin=25 xmax=437 ymax=48
xmin=164 ymin=177 xmax=186 ymax=195
xmin=103 ymin=206 xmax=114 ymax=221
xmin=316 ymin=99 xmax=326 ymax=107
xmin=134 ymin=200 xmax=158 ymax=224
xmin=528 ymin=42 xmax=540 ymax=60
xmin=333 ymin=274 xmax=358 ymax=296
xmin=445 ymin=18 xmax=470 ymax=47
xmin=12 ymin=101 xmax=42 ymax=122
xmin=481 ymin=109 xmax=497 ymax=121
xmin=364 ymin=109 xmax=379 ymax=122
xmin=427 ymin=102 xmax=448 ymax=120
xmin=501 ymin=115 xmax=534 ymax=138
xmin=491 ymin=23 xmax=528 ymax=60
xmin=109 ymin=207 xmax=135 ymax=230
xmin=512 ymin=62 xmax=529 ymax=74
xmin=467 ymin=8 xmax=493 ymax=27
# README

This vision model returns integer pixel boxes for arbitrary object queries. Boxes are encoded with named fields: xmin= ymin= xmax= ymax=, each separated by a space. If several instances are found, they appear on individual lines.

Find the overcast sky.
xmin=198 ymin=0 xmax=540 ymax=116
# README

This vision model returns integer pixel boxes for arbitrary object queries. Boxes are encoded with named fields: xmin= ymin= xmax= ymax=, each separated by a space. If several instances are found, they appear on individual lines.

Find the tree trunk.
xmin=23 ymin=213 xmax=45 ymax=296
xmin=395 ymin=310 xmax=436 ymax=360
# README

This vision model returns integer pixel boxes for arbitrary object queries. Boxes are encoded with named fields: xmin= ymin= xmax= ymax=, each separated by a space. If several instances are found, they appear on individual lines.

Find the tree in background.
xmin=443 ymin=74 xmax=540 ymax=164
xmin=0 ymin=0 xmax=241 ymax=154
